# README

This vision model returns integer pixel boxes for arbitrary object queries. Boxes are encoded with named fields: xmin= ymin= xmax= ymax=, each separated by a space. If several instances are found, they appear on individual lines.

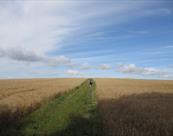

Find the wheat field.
xmin=96 ymin=78 xmax=173 ymax=99
xmin=95 ymin=78 xmax=173 ymax=136
xmin=1 ymin=78 xmax=173 ymax=136
xmin=0 ymin=78 xmax=84 ymax=110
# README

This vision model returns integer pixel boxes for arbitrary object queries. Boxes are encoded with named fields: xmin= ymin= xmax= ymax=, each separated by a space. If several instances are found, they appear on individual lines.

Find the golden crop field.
xmin=1 ymin=78 xmax=173 ymax=136
xmin=0 ymin=78 xmax=84 ymax=110
xmin=95 ymin=78 xmax=173 ymax=136
xmin=96 ymin=78 xmax=173 ymax=99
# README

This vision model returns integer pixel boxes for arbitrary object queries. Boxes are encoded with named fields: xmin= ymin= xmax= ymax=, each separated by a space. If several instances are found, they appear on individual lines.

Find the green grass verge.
xmin=2 ymin=79 xmax=102 ymax=136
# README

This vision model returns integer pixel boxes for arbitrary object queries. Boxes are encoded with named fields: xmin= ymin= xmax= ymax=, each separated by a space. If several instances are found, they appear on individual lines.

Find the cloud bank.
xmin=0 ymin=0 xmax=151 ymax=60
xmin=117 ymin=64 xmax=172 ymax=78
xmin=0 ymin=48 xmax=71 ymax=66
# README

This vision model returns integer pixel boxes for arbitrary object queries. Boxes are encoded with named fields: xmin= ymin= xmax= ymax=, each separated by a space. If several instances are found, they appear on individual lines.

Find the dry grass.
xmin=0 ymin=78 xmax=84 ymax=110
xmin=95 ymin=78 xmax=173 ymax=136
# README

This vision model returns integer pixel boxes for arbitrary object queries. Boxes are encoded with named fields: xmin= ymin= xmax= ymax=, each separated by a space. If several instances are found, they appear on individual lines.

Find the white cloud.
xmin=163 ymin=45 xmax=173 ymax=49
xmin=80 ymin=63 xmax=91 ymax=70
xmin=0 ymin=0 xmax=151 ymax=55
xmin=65 ymin=70 xmax=83 ymax=76
xmin=99 ymin=64 xmax=111 ymax=70
xmin=0 ymin=48 xmax=71 ymax=66
xmin=0 ymin=1 xmax=79 ymax=69
xmin=144 ymin=8 xmax=171 ymax=16
xmin=117 ymin=64 xmax=172 ymax=78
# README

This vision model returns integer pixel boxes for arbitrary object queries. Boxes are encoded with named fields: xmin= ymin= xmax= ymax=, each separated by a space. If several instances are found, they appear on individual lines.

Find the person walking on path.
xmin=89 ymin=79 xmax=93 ymax=88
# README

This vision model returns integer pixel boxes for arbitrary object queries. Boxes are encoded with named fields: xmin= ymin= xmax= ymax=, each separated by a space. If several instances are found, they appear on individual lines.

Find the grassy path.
xmin=5 ymin=79 xmax=102 ymax=136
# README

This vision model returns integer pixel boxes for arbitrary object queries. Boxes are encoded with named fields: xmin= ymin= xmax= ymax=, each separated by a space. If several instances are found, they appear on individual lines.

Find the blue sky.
xmin=0 ymin=0 xmax=173 ymax=79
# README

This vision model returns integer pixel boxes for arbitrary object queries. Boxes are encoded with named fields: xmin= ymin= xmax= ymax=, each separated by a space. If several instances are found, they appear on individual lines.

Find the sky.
xmin=0 ymin=0 xmax=173 ymax=79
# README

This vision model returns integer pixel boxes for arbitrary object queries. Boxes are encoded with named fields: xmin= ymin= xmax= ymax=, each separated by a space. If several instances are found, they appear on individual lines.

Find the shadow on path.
xmin=49 ymin=113 xmax=103 ymax=136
